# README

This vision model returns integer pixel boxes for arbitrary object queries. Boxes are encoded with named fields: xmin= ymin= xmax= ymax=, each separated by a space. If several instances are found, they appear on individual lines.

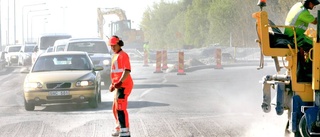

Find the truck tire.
xmin=299 ymin=115 xmax=311 ymax=137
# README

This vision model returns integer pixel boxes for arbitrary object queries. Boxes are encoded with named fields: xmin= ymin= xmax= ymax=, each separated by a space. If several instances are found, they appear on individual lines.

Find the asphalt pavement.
xmin=0 ymin=62 xmax=293 ymax=137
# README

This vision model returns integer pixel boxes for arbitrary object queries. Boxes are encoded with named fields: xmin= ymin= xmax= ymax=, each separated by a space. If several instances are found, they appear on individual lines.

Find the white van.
xmin=32 ymin=33 xmax=72 ymax=65
xmin=37 ymin=33 xmax=72 ymax=54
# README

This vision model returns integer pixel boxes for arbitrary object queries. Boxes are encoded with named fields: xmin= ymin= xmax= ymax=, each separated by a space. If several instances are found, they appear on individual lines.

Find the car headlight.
xmin=24 ymin=82 xmax=43 ymax=91
xmin=103 ymin=59 xmax=110 ymax=66
xmin=76 ymin=80 xmax=94 ymax=87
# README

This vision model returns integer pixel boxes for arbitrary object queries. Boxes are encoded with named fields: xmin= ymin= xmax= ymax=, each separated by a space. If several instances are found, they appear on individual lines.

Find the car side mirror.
xmin=93 ymin=66 xmax=103 ymax=71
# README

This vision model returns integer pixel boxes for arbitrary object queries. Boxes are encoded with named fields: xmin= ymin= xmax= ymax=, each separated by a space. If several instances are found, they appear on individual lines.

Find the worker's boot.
xmin=111 ymin=126 xmax=120 ymax=136
xmin=118 ymin=128 xmax=130 ymax=137
xmin=111 ymin=130 xmax=120 ymax=136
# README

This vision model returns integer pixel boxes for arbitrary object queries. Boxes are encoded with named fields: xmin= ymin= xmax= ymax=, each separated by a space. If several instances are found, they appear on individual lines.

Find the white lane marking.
xmin=139 ymin=118 xmax=149 ymax=136
xmin=162 ymin=117 xmax=178 ymax=137
xmin=139 ymin=88 xmax=152 ymax=101
xmin=191 ymin=122 xmax=203 ymax=137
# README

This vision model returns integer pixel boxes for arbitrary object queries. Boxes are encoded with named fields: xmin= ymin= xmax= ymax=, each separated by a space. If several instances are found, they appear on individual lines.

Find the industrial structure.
xmin=97 ymin=7 xmax=144 ymax=50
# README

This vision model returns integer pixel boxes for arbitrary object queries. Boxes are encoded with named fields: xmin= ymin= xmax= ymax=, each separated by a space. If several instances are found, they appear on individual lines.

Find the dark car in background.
xmin=222 ymin=53 xmax=236 ymax=63
xmin=18 ymin=43 xmax=36 ymax=66
xmin=4 ymin=45 xmax=22 ymax=66
xmin=64 ymin=38 xmax=112 ymax=86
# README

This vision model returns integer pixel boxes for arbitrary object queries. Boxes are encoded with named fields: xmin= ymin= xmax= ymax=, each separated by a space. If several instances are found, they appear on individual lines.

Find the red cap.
xmin=109 ymin=36 xmax=119 ymax=45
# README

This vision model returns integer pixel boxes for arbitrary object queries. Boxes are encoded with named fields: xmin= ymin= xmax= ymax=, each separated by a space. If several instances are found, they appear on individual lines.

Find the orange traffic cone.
xmin=154 ymin=51 xmax=163 ymax=73
xmin=177 ymin=51 xmax=186 ymax=75
xmin=215 ymin=48 xmax=223 ymax=69
xmin=162 ymin=50 xmax=168 ymax=70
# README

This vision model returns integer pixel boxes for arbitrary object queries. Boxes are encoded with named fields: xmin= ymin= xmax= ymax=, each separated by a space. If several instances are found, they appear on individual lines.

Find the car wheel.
xmin=89 ymin=93 xmax=98 ymax=108
xmin=24 ymin=99 xmax=35 ymax=111
xmin=98 ymin=87 xmax=102 ymax=103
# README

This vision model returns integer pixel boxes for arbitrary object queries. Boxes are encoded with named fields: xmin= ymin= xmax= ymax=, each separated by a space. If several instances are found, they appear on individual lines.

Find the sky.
xmin=0 ymin=0 xmax=176 ymax=45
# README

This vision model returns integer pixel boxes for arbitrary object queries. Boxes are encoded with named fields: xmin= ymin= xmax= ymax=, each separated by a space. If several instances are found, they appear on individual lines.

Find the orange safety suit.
xmin=111 ymin=49 xmax=133 ymax=132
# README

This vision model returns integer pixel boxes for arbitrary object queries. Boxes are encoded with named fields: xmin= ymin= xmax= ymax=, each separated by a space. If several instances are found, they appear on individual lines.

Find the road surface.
xmin=0 ymin=62 xmax=292 ymax=137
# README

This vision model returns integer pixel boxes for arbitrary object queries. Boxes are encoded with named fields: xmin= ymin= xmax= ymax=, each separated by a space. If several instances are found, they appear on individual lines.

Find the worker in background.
xmin=108 ymin=35 xmax=133 ymax=137
xmin=284 ymin=0 xmax=319 ymax=82
xmin=284 ymin=0 xmax=319 ymax=51
xmin=143 ymin=41 xmax=150 ymax=62
xmin=31 ymin=46 xmax=39 ymax=65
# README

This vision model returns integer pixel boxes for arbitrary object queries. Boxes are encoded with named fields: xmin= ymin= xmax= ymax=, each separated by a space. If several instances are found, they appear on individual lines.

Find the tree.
xmin=140 ymin=0 xmax=306 ymax=49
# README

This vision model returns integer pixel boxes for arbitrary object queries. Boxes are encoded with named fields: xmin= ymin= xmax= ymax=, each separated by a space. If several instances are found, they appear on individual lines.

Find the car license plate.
xmin=49 ymin=91 xmax=69 ymax=96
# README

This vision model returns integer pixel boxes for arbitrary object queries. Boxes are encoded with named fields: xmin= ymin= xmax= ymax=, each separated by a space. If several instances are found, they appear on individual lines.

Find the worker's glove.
xmin=114 ymin=81 xmax=123 ymax=88
xmin=109 ymin=84 xmax=115 ymax=92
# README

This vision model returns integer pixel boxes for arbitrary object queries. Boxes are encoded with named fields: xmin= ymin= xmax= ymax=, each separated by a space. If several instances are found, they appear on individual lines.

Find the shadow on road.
xmin=102 ymin=83 xmax=178 ymax=90
xmin=37 ymin=101 xmax=169 ymax=112
xmin=132 ymin=77 xmax=148 ymax=80
xmin=134 ymin=84 xmax=178 ymax=89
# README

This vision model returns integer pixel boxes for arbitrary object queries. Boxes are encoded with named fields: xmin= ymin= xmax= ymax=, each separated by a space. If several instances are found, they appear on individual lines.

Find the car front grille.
xmin=46 ymin=83 xmax=71 ymax=89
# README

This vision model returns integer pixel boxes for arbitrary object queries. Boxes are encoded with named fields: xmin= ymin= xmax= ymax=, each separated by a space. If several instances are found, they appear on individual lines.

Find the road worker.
xmin=284 ymin=0 xmax=319 ymax=51
xmin=143 ymin=41 xmax=150 ymax=62
xmin=108 ymin=35 xmax=133 ymax=137
xmin=31 ymin=46 xmax=39 ymax=65
xmin=284 ymin=0 xmax=319 ymax=82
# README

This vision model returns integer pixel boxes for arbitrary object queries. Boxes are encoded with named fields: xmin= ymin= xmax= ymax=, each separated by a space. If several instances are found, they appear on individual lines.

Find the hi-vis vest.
xmin=284 ymin=2 xmax=315 ymax=37
xmin=111 ymin=50 xmax=133 ymax=88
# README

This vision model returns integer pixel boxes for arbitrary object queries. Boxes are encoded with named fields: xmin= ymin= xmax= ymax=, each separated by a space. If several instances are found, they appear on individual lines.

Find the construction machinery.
xmin=97 ymin=7 xmax=144 ymax=50
xmin=253 ymin=0 xmax=320 ymax=136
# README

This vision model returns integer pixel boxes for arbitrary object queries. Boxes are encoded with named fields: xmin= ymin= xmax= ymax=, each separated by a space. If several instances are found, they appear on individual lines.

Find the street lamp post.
xmin=0 ymin=0 xmax=2 ymax=48
xmin=31 ymin=14 xmax=50 ymax=42
xmin=13 ymin=0 xmax=15 ymax=44
xmin=7 ymin=0 xmax=9 ymax=46
xmin=26 ymin=9 xmax=48 ymax=42
xmin=21 ymin=3 xmax=46 ymax=44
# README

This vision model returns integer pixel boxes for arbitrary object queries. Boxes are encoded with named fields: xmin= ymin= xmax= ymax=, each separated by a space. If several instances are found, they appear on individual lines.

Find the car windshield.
xmin=56 ymin=45 xmax=65 ymax=51
xmin=67 ymin=41 xmax=109 ymax=53
xmin=46 ymin=47 xmax=53 ymax=52
xmin=25 ymin=46 xmax=35 ymax=52
xmin=32 ymin=54 xmax=92 ymax=72
xmin=8 ymin=46 xmax=21 ymax=52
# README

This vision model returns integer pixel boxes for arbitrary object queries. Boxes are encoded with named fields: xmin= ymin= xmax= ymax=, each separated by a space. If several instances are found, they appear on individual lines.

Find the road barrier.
xmin=177 ymin=51 xmax=186 ymax=75
xmin=162 ymin=50 xmax=168 ymax=70
xmin=215 ymin=48 xmax=223 ymax=69
xmin=143 ymin=50 xmax=149 ymax=67
xmin=154 ymin=51 xmax=163 ymax=73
